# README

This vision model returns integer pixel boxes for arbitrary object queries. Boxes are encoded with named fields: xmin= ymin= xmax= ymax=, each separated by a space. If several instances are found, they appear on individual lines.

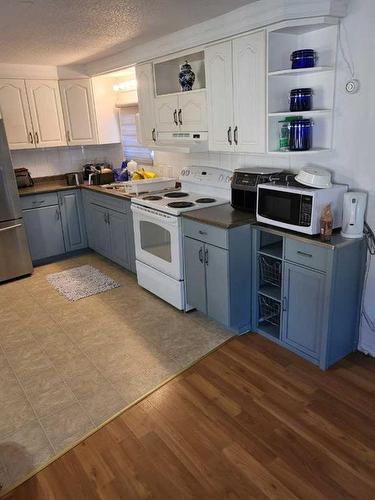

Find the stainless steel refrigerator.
xmin=0 ymin=118 xmax=33 ymax=282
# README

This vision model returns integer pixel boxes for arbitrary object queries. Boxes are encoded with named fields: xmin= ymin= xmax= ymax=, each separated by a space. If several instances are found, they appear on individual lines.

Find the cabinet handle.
xmin=34 ymin=131 xmax=39 ymax=144
xmin=282 ymin=296 xmax=288 ymax=312
xmin=227 ymin=126 xmax=232 ymax=145
xmin=29 ymin=132 xmax=34 ymax=144
xmin=104 ymin=213 xmax=107 ymax=224
xmin=56 ymin=208 xmax=60 ymax=220
xmin=173 ymin=109 xmax=178 ymax=126
xmin=297 ymin=250 xmax=313 ymax=258
xmin=152 ymin=128 xmax=156 ymax=142
xmin=199 ymin=247 xmax=204 ymax=263
xmin=205 ymin=248 xmax=208 ymax=264
xmin=107 ymin=213 xmax=110 ymax=225
xmin=234 ymin=126 xmax=238 ymax=145
xmin=198 ymin=230 xmax=207 ymax=235
xmin=66 ymin=130 xmax=71 ymax=143
xmin=178 ymin=108 xmax=182 ymax=125
xmin=32 ymin=200 xmax=44 ymax=205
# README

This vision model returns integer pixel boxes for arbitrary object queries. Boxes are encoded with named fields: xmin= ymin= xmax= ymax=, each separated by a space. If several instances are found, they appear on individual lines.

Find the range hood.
xmin=135 ymin=113 xmax=208 ymax=153
xmin=154 ymin=131 xmax=208 ymax=153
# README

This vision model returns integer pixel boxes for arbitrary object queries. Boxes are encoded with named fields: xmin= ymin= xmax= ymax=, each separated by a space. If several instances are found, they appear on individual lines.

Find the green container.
xmin=278 ymin=116 xmax=302 ymax=151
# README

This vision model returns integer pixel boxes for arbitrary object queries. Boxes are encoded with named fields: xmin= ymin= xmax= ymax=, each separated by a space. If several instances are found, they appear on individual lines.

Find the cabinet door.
xmin=23 ymin=205 xmax=65 ymax=261
xmin=135 ymin=64 xmax=156 ymax=145
xmin=90 ymin=204 xmax=110 ymax=257
xmin=0 ymin=79 xmax=34 ymax=150
xmin=108 ymin=210 xmax=130 ymax=269
xmin=26 ymin=80 xmax=66 ymax=147
xmin=282 ymin=262 xmax=325 ymax=359
xmin=179 ymin=91 xmax=207 ymax=132
xmin=232 ymin=31 xmax=266 ymax=153
xmin=184 ymin=236 xmax=206 ymax=313
xmin=154 ymin=95 xmax=179 ymax=132
xmin=58 ymin=190 xmax=87 ymax=252
xmin=205 ymin=41 xmax=234 ymax=152
xmin=59 ymin=79 xmax=97 ymax=146
xmin=205 ymin=244 xmax=230 ymax=326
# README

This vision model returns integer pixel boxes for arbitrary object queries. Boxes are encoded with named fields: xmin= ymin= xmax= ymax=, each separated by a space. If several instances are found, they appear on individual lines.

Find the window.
xmin=119 ymin=107 xmax=153 ymax=164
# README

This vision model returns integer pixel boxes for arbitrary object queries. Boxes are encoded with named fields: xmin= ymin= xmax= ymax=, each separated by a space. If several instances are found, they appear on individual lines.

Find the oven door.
xmin=131 ymin=204 xmax=183 ymax=280
xmin=257 ymin=187 xmax=303 ymax=226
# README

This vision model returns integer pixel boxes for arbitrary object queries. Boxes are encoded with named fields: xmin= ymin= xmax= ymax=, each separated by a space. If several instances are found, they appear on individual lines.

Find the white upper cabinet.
xmin=59 ymin=79 xmax=97 ymax=146
xmin=205 ymin=30 xmax=266 ymax=153
xmin=154 ymin=94 xmax=179 ymax=133
xmin=135 ymin=64 xmax=156 ymax=145
xmin=205 ymin=41 xmax=234 ymax=152
xmin=232 ymin=31 xmax=266 ymax=153
xmin=154 ymin=91 xmax=207 ymax=133
xmin=179 ymin=91 xmax=207 ymax=132
xmin=0 ymin=79 xmax=34 ymax=150
xmin=26 ymin=80 xmax=66 ymax=148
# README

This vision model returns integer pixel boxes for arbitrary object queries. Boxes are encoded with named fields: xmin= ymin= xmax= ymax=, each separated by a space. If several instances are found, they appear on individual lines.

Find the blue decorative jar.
xmin=289 ymin=119 xmax=313 ymax=151
xmin=290 ymin=49 xmax=317 ymax=69
xmin=289 ymin=88 xmax=313 ymax=112
xmin=179 ymin=60 xmax=195 ymax=91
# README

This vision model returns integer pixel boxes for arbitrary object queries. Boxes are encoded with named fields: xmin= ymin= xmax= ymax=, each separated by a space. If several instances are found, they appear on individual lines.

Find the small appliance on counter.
xmin=256 ymin=180 xmax=348 ymax=235
xmin=14 ymin=168 xmax=34 ymax=188
xmin=341 ymin=192 xmax=367 ymax=239
xmin=66 ymin=172 xmax=84 ymax=186
xmin=231 ymin=167 xmax=282 ymax=213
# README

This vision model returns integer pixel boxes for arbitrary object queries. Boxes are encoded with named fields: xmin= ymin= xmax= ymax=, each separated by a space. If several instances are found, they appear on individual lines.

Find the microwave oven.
xmin=231 ymin=167 xmax=282 ymax=212
xmin=256 ymin=183 xmax=348 ymax=235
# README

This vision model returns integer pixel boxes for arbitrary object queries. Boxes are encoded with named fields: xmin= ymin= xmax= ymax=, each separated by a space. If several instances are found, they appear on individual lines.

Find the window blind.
xmin=119 ymin=106 xmax=153 ymax=164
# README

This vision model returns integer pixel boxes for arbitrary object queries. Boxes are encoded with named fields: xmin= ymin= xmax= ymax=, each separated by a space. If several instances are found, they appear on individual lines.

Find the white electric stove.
xmin=131 ymin=166 xmax=232 ymax=310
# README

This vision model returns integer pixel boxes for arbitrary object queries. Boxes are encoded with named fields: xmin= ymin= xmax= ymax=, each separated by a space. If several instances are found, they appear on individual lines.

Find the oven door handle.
xmin=131 ymin=203 xmax=178 ymax=224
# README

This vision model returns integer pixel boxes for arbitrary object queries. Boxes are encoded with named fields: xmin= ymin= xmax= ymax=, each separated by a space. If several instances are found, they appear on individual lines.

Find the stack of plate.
xmin=295 ymin=167 xmax=332 ymax=188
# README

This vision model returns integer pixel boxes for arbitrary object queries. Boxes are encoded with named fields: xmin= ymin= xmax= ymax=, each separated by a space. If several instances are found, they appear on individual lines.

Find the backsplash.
xmin=11 ymin=143 xmax=124 ymax=178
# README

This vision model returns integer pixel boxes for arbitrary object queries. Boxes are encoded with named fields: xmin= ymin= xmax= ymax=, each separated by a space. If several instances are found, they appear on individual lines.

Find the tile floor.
xmin=0 ymin=252 xmax=233 ymax=493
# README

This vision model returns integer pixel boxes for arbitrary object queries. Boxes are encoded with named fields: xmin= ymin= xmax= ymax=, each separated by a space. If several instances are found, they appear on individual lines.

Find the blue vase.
xmin=179 ymin=60 xmax=195 ymax=92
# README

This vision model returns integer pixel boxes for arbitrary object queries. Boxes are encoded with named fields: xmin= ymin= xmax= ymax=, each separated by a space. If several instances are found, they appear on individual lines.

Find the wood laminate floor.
xmin=5 ymin=334 xmax=375 ymax=500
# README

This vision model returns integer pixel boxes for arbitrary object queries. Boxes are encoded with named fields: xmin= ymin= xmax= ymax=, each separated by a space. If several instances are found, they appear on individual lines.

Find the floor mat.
xmin=46 ymin=265 xmax=120 ymax=301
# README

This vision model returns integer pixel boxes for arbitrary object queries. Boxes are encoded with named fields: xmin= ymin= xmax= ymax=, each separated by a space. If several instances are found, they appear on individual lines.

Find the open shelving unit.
xmin=267 ymin=19 xmax=338 ymax=154
xmin=153 ymin=50 xmax=206 ymax=97
xmin=253 ymin=232 xmax=284 ymax=340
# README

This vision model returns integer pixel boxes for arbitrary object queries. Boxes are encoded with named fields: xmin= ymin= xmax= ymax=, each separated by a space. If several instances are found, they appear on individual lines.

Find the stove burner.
xmin=167 ymin=201 xmax=195 ymax=208
xmin=164 ymin=192 xmax=189 ymax=198
xmin=143 ymin=195 xmax=162 ymax=201
xmin=195 ymin=198 xmax=216 ymax=204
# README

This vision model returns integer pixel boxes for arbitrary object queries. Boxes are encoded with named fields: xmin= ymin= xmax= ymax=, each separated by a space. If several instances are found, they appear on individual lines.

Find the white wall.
xmin=11 ymin=144 xmax=123 ymax=178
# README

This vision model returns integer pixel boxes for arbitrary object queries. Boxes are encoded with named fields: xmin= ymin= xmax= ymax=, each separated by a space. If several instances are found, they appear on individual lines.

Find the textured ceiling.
xmin=0 ymin=0 xmax=256 ymax=66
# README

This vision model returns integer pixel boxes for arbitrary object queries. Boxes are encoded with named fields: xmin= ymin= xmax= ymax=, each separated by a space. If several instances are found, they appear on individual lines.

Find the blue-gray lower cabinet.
xmin=251 ymin=225 xmax=366 ymax=369
xmin=282 ymin=263 xmax=325 ymax=359
xmin=82 ymin=190 xmax=136 ymax=273
xmin=23 ymin=204 xmax=65 ymax=261
xmin=22 ymin=189 xmax=87 ymax=262
xmin=182 ymin=218 xmax=251 ymax=333
xmin=58 ymin=190 xmax=87 ymax=252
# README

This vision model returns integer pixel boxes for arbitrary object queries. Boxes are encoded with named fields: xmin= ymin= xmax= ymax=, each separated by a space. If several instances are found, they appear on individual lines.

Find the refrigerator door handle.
xmin=0 ymin=223 xmax=22 ymax=232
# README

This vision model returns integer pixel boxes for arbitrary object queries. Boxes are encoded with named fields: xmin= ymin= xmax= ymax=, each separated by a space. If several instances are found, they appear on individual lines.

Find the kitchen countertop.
xmin=18 ymin=176 xmax=134 ymax=200
xmin=182 ymin=203 xmax=256 ymax=229
xmin=252 ymin=222 xmax=362 ymax=249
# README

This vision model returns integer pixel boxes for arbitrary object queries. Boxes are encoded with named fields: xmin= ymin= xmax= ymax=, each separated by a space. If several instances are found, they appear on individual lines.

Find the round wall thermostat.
xmin=345 ymin=79 xmax=360 ymax=94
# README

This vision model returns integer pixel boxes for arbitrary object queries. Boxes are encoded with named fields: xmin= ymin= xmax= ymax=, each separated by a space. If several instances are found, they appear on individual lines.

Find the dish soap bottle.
xmin=320 ymin=204 xmax=333 ymax=241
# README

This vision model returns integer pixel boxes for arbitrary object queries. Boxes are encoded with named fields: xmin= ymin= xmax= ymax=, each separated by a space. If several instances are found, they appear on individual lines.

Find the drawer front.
xmin=182 ymin=219 xmax=228 ymax=249
xmin=82 ymin=189 xmax=130 ymax=213
xmin=20 ymin=192 xmax=58 ymax=210
xmin=285 ymin=238 xmax=330 ymax=272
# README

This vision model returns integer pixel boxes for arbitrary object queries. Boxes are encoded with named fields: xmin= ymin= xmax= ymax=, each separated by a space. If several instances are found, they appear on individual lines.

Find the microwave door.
xmin=258 ymin=189 xmax=302 ymax=225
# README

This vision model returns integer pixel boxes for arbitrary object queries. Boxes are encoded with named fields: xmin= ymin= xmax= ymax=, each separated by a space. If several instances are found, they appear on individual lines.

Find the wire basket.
xmin=259 ymin=295 xmax=281 ymax=326
xmin=259 ymin=255 xmax=282 ymax=287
